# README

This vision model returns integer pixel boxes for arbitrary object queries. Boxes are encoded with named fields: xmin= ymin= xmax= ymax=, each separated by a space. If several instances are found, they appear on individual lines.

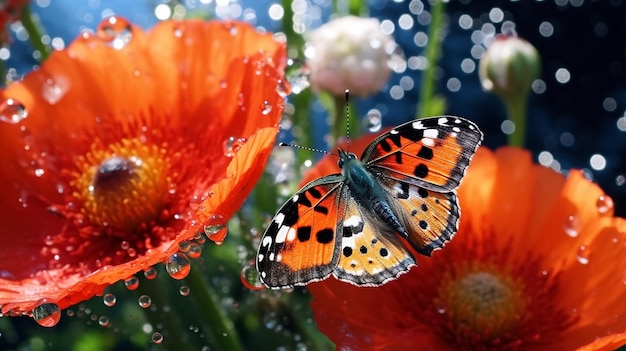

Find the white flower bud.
xmin=305 ymin=16 xmax=401 ymax=97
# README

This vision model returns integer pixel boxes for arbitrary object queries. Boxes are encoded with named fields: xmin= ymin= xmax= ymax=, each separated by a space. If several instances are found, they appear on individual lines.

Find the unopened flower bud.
xmin=304 ymin=16 xmax=403 ymax=97
xmin=479 ymin=34 xmax=540 ymax=102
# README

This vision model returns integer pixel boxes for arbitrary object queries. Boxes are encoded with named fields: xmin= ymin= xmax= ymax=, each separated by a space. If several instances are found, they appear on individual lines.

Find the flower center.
xmin=72 ymin=138 xmax=172 ymax=232
xmin=438 ymin=264 xmax=526 ymax=342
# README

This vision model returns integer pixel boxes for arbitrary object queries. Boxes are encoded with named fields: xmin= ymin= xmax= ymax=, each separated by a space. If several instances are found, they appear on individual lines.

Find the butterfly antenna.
xmin=278 ymin=142 xmax=335 ymax=156
xmin=345 ymin=89 xmax=351 ymax=152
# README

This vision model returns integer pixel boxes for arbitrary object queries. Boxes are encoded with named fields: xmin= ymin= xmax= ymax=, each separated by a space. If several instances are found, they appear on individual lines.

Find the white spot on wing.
xmin=286 ymin=227 xmax=296 ymax=241
xmin=292 ymin=194 xmax=299 ymax=202
xmin=453 ymin=126 xmax=461 ymax=133
xmin=412 ymin=121 xmax=426 ymax=130
xmin=276 ymin=254 xmax=282 ymax=262
xmin=390 ymin=129 xmax=399 ymax=134
xmin=261 ymin=271 xmax=266 ymax=278
xmin=258 ymin=254 xmax=264 ymax=262
xmin=422 ymin=138 xmax=435 ymax=147
xmin=269 ymin=252 xmax=275 ymax=261
xmin=344 ymin=215 xmax=363 ymax=228
xmin=262 ymin=236 xmax=272 ymax=247
xmin=275 ymin=226 xmax=290 ymax=243
xmin=438 ymin=117 xmax=450 ymax=126
xmin=423 ymin=129 xmax=439 ymax=139
xmin=274 ymin=212 xmax=285 ymax=226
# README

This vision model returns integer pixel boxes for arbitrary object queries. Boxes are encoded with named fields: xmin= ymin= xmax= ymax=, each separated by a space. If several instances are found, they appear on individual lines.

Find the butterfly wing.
xmin=361 ymin=116 xmax=483 ymax=193
xmin=333 ymin=196 xmax=417 ymax=286
xmin=380 ymin=178 xmax=460 ymax=256
xmin=257 ymin=175 xmax=347 ymax=289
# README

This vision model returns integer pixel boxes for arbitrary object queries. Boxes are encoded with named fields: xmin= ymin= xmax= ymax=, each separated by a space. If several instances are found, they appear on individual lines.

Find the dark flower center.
xmin=437 ymin=264 xmax=526 ymax=342
xmin=72 ymin=138 xmax=172 ymax=232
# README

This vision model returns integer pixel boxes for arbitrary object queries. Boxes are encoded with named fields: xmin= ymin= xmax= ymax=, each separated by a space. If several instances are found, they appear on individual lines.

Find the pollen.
xmin=72 ymin=138 xmax=172 ymax=232
xmin=437 ymin=262 xmax=526 ymax=342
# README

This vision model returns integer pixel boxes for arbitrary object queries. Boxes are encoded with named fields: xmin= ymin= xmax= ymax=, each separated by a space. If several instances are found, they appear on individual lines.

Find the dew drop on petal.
xmin=563 ymin=215 xmax=580 ymax=238
xmin=576 ymin=245 xmax=590 ymax=265
xmin=0 ymin=98 xmax=28 ymax=124
xmin=596 ymin=194 xmax=614 ymax=215
xmin=98 ymin=316 xmax=110 ymax=327
xmin=204 ymin=214 xmax=226 ymax=238
xmin=240 ymin=259 xmax=265 ymax=291
xmin=165 ymin=253 xmax=191 ymax=280
xmin=103 ymin=293 xmax=116 ymax=307
xmin=179 ymin=285 xmax=190 ymax=296
xmin=124 ymin=276 xmax=139 ymax=290
xmin=32 ymin=301 xmax=61 ymax=327
xmin=143 ymin=267 xmax=157 ymax=280
xmin=96 ymin=16 xmax=133 ymax=49
xmin=366 ymin=109 xmax=382 ymax=132
xmin=178 ymin=240 xmax=191 ymax=253
xmin=261 ymin=100 xmax=273 ymax=115
xmin=151 ymin=332 xmax=164 ymax=344
xmin=138 ymin=295 xmax=152 ymax=308
xmin=285 ymin=58 xmax=310 ymax=95
xmin=187 ymin=243 xmax=202 ymax=259
xmin=223 ymin=136 xmax=247 ymax=157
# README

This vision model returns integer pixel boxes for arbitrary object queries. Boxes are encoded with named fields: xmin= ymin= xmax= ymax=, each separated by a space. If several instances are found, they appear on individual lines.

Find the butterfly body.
xmin=257 ymin=116 xmax=483 ymax=289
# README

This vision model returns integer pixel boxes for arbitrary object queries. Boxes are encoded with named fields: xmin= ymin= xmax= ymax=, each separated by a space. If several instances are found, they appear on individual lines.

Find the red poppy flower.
xmin=0 ymin=18 xmax=287 ymax=318
xmin=0 ymin=0 xmax=29 ymax=43
xmin=305 ymin=132 xmax=626 ymax=350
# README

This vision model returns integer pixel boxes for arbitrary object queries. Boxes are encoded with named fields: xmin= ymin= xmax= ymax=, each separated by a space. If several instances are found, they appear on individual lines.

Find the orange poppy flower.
xmin=305 ymin=132 xmax=626 ymax=350
xmin=0 ymin=17 xmax=287 ymax=319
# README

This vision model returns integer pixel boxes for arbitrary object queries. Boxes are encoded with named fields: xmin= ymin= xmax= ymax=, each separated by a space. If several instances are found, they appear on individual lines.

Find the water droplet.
xmin=124 ymin=276 xmax=139 ymax=290
xmin=152 ymin=331 xmax=164 ymax=344
xmin=179 ymin=285 xmax=190 ymax=296
xmin=386 ymin=43 xmax=407 ymax=73
xmin=187 ymin=243 xmax=202 ymax=259
xmin=223 ymin=136 xmax=246 ymax=157
xmin=240 ymin=259 xmax=265 ymax=291
xmin=103 ymin=293 xmax=116 ymax=307
xmin=96 ymin=16 xmax=133 ymax=49
xmin=143 ymin=267 xmax=157 ymax=280
xmin=0 ymin=98 xmax=28 ymax=124
xmin=32 ymin=301 xmax=61 ymax=327
xmin=138 ymin=295 xmax=152 ymax=308
xmin=120 ymin=241 xmax=130 ymax=250
xmin=98 ymin=316 xmax=110 ymax=327
xmin=165 ymin=253 xmax=191 ymax=280
xmin=576 ymin=245 xmax=590 ymax=265
xmin=564 ymin=215 xmax=580 ymax=238
xmin=366 ymin=109 xmax=382 ymax=132
xmin=285 ymin=58 xmax=310 ymax=95
xmin=261 ymin=100 xmax=273 ymax=115
xmin=41 ymin=77 xmax=70 ymax=105
xmin=204 ymin=214 xmax=226 ymax=237
xmin=596 ymin=195 xmax=614 ymax=215
xmin=179 ymin=240 xmax=191 ymax=252
xmin=435 ymin=300 xmax=446 ymax=314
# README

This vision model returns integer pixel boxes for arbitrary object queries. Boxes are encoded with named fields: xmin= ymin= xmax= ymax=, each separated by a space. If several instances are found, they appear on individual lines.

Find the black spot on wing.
xmin=414 ymin=164 xmax=429 ymax=178
xmin=417 ymin=146 xmax=434 ymax=160
xmin=395 ymin=152 xmax=403 ymax=164
xmin=316 ymin=228 xmax=334 ymax=244
xmin=308 ymin=187 xmax=322 ymax=199
xmin=297 ymin=226 xmax=311 ymax=242
xmin=343 ymin=247 xmax=353 ymax=257
xmin=379 ymin=139 xmax=392 ymax=152
xmin=417 ymin=187 xmax=429 ymax=198
xmin=314 ymin=205 xmax=329 ymax=214
xmin=297 ymin=192 xmax=311 ymax=207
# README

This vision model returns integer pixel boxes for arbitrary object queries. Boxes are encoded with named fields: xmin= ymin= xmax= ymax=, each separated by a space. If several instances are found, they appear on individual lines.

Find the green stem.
xmin=417 ymin=0 xmax=445 ymax=117
xmin=20 ymin=4 xmax=51 ymax=61
xmin=186 ymin=263 xmax=245 ymax=351
xmin=504 ymin=95 xmax=528 ymax=147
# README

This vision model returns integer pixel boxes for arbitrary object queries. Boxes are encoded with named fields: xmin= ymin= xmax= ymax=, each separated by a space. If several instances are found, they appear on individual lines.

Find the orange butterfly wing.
xmin=380 ymin=179 xmax=460 ymax=256
xmin=333 ymin=197 xmax=416 ymax=286
xmin=257 ymin=176 xmax=347 ymax=288
xmin=362 ymin=116 xmax=483 ymax=192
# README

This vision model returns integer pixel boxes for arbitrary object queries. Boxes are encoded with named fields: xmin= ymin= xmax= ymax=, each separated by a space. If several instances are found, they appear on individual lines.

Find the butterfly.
xmin=256 ymin=116 xmax=483 ymax=289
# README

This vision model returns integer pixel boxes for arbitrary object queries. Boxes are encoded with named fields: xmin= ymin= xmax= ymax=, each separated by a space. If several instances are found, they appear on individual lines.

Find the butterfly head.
xmin=337 ymin=148 xmax=358 ymax=170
